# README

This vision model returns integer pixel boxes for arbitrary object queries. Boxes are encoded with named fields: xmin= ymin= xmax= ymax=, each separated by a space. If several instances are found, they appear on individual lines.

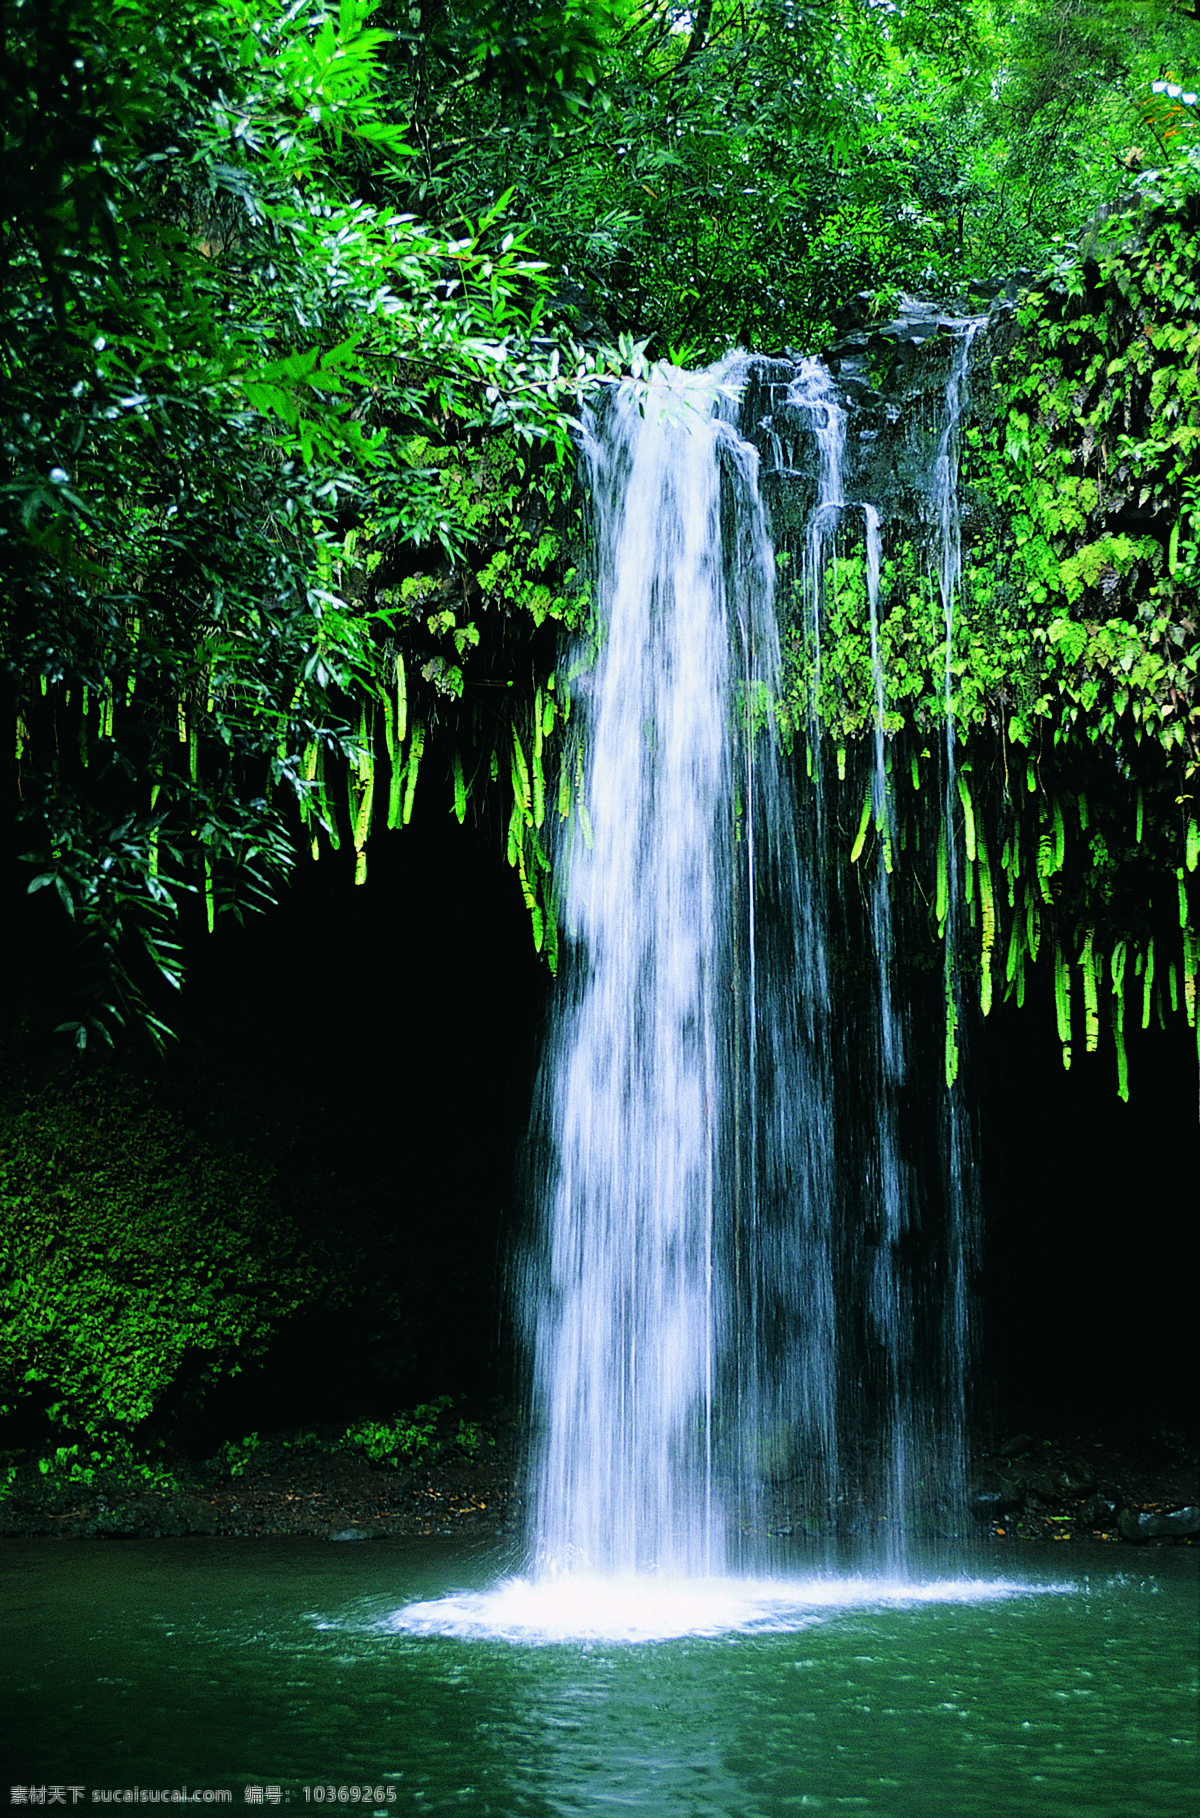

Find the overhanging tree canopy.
xmin=1 ymin=0 xmax=606 ymax=1044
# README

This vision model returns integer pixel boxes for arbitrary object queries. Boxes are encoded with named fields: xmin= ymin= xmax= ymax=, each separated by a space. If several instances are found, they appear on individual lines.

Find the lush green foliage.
xmin=0 ymin=1066 xmax=312 ymax=1440
xmin=0 ymin=1407 xmax=494 ymax=1496
xmin=778 ymin=155 xmax=1199 ymax=1101
xmin=1 ymin=0 xmax=603 ymax=1044
xmin=28 ymin=1439 xmax=180 ymax=1492
xmin=344 ymin=1397 xmax=492 ymax=1465
xmin=386 ymin=0 xmax=1200 ymax=354
xmin=0 ymin=1037 xmax=511 ymax=1454
xmin=6 ymin=0 xmax=1200 ymax=1046
xmin=207 ymin=1410 xmax=491 ymax=1473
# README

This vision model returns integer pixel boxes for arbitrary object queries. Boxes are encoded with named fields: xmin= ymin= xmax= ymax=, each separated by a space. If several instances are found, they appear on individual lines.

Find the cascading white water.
xmin=517 ymin=327 xmax=987 ymax=1589
xmin=389 ymin=322 xmax=1061 ymax=1643
xmin=520 ymin=355 xmax=847 ymax=1580
xmin=525 ymin=360 xmax=783 ymax=1576
xmin=788 ymin=358 xmax=845 ymax=787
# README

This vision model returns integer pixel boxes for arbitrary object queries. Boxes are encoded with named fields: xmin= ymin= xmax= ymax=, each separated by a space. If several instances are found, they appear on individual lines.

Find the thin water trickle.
xmin=935 ymin=320 xmax=986 ymax=1085
xmin=860 ymin=496 xmax=913 ymax=1567
xmin=933 ymin=321 xmax=985 ymax=1503
xmin=788 ymin=357 xmax=847 ymax=762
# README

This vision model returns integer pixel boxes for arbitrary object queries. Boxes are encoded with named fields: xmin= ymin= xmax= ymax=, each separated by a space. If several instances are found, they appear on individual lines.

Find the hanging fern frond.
xmin=1111 ymin=939 xmax=1129 ymax=1102
xmin=935 ymin=820 xmax=949 ymax=936
xmin=957 ymin=770 xmax=976 ymax=863
xmin=1142 ymin=935 xmax=1156 ymax=1031
xmin=1054 ymin=940 xmax=1073 ymax=1071
xmin=977 ymin=819 xmax=995 ymax=1016
xmin=1081 ymin=926 xmax=1100 ymax=1054
xmin=944 ymin=969 xmax=960 ymax=1088
xmin=511 ymin=730 xmax=532 ymax=826
xmin=850 ymin=782 xmax=873 ymax=864
xmin=530 ymin=714 xmax=546 ymax=829
xmin=1051 ymin=796 xmax=1065 ymax=873
xmin=402 ymin=721 xmax=425 ymax=826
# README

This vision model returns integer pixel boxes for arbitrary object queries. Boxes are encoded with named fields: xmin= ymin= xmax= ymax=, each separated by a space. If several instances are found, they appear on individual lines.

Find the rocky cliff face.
xmin=740 ymin=291 xmax=1012 ymax=565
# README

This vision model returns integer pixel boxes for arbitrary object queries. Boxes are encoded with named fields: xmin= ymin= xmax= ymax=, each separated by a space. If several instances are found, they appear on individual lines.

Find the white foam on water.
xmin=378 ymin=1572 xmax=1073 ymax=1645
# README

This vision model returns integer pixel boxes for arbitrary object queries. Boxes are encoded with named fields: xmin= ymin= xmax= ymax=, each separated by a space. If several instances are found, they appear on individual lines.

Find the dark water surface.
xmin=1 ymin=1538 xmax=1195 ymax=1816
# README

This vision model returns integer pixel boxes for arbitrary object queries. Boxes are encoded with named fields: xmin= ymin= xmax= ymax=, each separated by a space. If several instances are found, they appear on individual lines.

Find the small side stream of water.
xmin=1 ymin=1539 xmax=1195 ymax=1815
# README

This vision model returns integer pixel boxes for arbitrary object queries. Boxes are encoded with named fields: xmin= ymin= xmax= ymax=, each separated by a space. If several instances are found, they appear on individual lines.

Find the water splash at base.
xmin=384 ymin=1573 xmax=1071 ymax=1646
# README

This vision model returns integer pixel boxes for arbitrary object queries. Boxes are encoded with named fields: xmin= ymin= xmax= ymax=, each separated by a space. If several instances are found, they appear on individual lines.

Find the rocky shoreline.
xmin=0 ymin=1450 xmax=519 ymax=1543
xmin=1 ymin=1426 xmax=1195 ymax=1547
xmin=965 ymin=1430 xmax=1200 ymax=1546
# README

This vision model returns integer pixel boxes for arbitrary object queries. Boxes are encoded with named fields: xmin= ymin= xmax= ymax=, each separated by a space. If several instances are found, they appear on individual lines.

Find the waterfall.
xmin=520 ymin=324 xmax=986 ymax=1585
xmin=783 ymin=363 xmax=916 ymax=1553
xmin=525 ymin=361 xmax=751 ymax=1576
xmin=524 ymin=359 xmax=838 ymax=1576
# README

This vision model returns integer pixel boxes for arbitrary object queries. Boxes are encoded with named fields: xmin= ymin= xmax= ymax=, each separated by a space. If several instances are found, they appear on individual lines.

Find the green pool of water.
xmin=1 ymin=1539 xmax=1195 ymax=1816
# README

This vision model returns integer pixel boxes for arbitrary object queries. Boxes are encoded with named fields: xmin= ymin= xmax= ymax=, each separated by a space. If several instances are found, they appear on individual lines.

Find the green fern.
xmin=1054 ymin=940 xmax=1073 ymax=1070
